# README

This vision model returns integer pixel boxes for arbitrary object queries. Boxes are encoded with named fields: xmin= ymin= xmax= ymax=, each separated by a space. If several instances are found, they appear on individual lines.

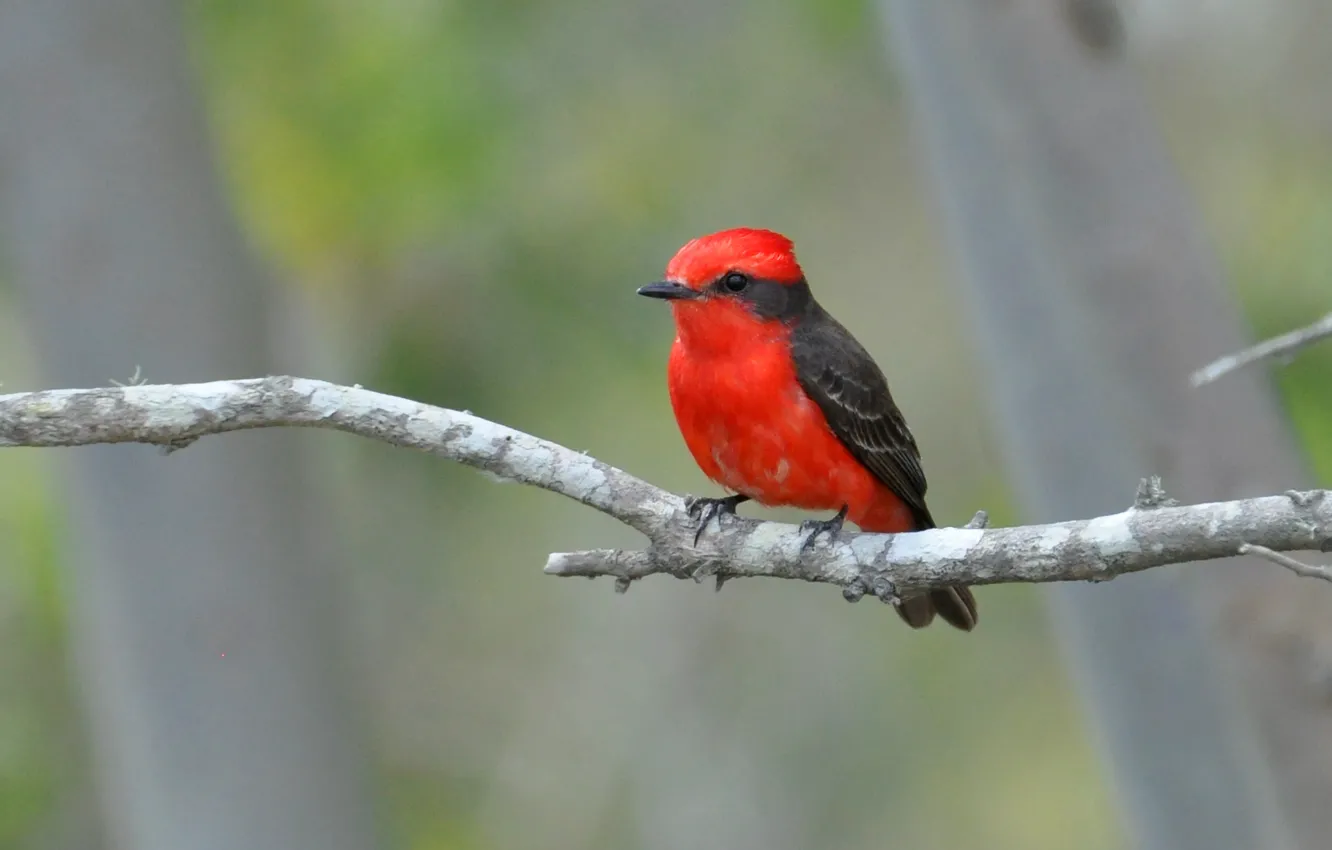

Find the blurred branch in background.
xmin=1193 ymin=311 xmax=1332 ymax=386
xmin=0 ymin=2 xmax=380 ymax=849
xmin=882 ymin=1 xmax=1332 ymax=849
xmin=4 ymin=378 xmax=1332 ymax=602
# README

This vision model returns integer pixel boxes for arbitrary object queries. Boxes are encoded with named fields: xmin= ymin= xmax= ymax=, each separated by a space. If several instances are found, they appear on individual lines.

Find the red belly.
xmin=667 ymin=337 xmax=914 ymax=533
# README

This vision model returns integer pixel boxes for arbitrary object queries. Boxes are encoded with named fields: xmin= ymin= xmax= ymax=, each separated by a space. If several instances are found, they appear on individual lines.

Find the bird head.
xmin=638 ymin=228 xmax=811 ymax=351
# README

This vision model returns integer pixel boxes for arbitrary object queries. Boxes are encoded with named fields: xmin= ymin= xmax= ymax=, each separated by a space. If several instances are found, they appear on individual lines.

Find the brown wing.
xmin=789 ymin=300 xmax=977 ymax=631
xmin=790 ymin=304 xmax=934 ymax=530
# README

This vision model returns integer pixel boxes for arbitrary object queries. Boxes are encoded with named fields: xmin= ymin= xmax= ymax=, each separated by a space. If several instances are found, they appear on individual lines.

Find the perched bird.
xmin=638 ymin=227 xmax=976 ymax=630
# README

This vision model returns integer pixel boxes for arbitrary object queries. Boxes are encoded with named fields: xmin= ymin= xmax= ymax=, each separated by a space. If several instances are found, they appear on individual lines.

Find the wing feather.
xmin=790 ymin=307 xmax=934 ymax=529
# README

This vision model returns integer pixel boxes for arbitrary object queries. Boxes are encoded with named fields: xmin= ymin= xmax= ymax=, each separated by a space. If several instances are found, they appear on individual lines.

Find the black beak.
xmin=637 ymin=281 xmax=699 ymax=301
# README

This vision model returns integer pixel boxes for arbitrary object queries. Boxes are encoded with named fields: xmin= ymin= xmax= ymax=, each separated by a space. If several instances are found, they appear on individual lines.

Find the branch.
xmin=1191 ymin=311 xmax=1332 ymax=386
xmin=3 ymin=377 xmax=1331 ymax=605
xmin=1237 ymin=543 xmax=1332 ymax=583
xmin=0 ymin=376 xmax=672 ymax=534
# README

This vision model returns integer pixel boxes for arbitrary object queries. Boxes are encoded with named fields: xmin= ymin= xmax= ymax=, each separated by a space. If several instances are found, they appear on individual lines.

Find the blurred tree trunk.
xmin=882 ymin=1 xmax=1332 ymax=849
xmin=0 ymin=2 xmax=381 ymax=849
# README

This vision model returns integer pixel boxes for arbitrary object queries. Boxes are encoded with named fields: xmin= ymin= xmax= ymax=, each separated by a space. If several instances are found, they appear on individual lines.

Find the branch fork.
xmin=2 ymin=377 xmax=1331 ymax=606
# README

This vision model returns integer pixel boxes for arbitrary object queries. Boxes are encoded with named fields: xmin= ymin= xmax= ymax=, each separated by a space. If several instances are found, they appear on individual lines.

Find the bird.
xmin=637 ymin=227 xmax=977 ymax=631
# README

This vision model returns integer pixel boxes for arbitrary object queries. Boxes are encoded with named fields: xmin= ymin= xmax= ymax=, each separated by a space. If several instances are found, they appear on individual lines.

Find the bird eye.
xmin=722 ymin=272 xmax=749 ymax=292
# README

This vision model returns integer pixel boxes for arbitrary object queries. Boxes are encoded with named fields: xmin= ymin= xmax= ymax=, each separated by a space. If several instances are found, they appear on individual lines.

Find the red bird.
xmin=638 ymin=228 xmax=977 ymax=631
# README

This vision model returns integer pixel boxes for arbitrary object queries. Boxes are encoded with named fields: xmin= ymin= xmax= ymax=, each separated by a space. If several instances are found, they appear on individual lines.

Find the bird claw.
xmin=799 ymin=505 xmax=849 ymax=552
xmin=684 ymin=494 xmax=749 ymax=546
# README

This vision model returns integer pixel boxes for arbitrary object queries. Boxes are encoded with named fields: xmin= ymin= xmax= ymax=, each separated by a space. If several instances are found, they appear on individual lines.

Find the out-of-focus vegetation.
xmin=1 ymin=1 xmax=1330 ymax=847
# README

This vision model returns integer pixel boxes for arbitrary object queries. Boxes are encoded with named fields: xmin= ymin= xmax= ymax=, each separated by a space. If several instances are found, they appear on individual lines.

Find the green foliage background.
xmin=1 ymin=1 xmax=1330 ymax=847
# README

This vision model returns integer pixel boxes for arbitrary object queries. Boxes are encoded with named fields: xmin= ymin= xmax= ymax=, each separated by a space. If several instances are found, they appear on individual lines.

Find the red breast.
xmin=665 ymin=326 xmax=915 ymax=534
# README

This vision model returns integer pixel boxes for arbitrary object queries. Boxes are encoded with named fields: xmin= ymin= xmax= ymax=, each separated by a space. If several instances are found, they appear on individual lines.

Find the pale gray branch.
xmin=1238 ymin=543 xmax=1332 ymax=582
xmin=2 ymin=377 xmax=1331 ymax=602
xmin=1192 ymin=311 xmax=1332 ymax=386
xmin=0 ymin=376 xmax=672 ymax=534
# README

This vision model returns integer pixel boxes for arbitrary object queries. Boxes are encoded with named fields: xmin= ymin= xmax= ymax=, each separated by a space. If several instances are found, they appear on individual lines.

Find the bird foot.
xmin=799 ymin=505 xmax=849 ymax=552
xmin=684 ymin=494 xmax=750 ymax=546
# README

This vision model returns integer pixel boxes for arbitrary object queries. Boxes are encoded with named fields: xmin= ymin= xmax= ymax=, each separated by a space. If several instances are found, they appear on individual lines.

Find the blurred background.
xmin=1 ymin=0 xmax=1330 ymax=848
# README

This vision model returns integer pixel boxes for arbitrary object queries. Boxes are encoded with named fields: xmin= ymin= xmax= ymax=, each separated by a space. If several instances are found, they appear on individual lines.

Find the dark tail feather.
xmin=894 ymin=594 xmax=936 ymax=628
xmin=894 ymin=586 xmax=978 ymax=632
xmin=934 ymin=586 xmax=978 ymax=631
xmin=893 ymin=508 xmax=979 ymax=631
